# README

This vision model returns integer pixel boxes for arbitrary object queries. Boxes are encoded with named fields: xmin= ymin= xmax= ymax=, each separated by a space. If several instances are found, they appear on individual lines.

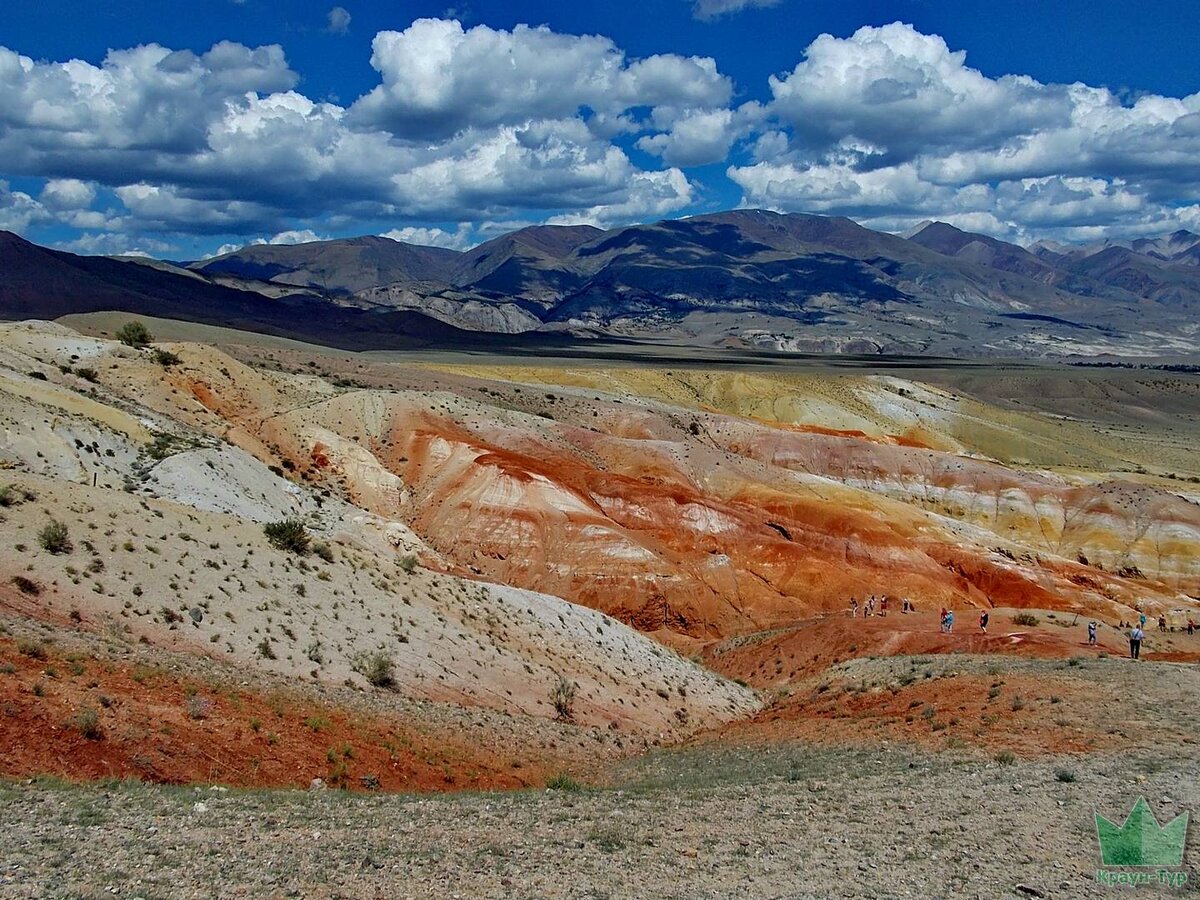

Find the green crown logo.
xmin=1096 ymin=797 xmax=1189 ymax=867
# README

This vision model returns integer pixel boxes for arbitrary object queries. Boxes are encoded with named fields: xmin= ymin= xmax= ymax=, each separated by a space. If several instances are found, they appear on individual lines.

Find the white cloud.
xmin=264 ymin=228 xmax=325 ymax=245
xmin=692 ymin=0 xmax=781 ymax=21
xmin=40 ymin=179 xmax=97 ymax=210
xmin=5 ymin=19 xmax=1200 ymax=250
xmin=350 ymin=19 xmax=731 ymax=140
xmin=0 ymin=24 xmax=712 ymax=243
xmin=638 ymin=108 xmax=736 ymax=167
xmin=0 ymin=180 xmax=48 ymax=233
xmin=381 ymin=224 xmax=474 ymax=249
xmin=545 ymin=168 xmax=694 ymax=229
xmin=326 ymin=6 xmax=351 ymax=35
xmin=729 ymin=21 xmax=1200 ymax=242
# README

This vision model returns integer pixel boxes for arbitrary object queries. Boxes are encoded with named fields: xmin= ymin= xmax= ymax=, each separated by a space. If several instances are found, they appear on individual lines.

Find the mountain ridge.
xmin=6 ymin=208 xmax=1200 ymax=358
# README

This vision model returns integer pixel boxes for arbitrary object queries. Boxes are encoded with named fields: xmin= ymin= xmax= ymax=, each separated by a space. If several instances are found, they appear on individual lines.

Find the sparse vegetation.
xmin=73 ymin=707 xmax=102 ymax=740
xmin=1012 ymin=613 xmax=1039 ymax=627
xmin=10 ymin=575 xmax=41 ymax=596
xmin=37 ymin=520 xmax=72 ymax=554
xmin=551 ymin=675 xmax=577 ymax=723
xmin=353 ymin=651 xmax=396 ymax=689
xmin=263 ymin=519 xmax=310 ymax=555
xmin=116 ymin=321 xmax=152 ymax=348
xmin=150 ymin=347 xmax=182 ymax=367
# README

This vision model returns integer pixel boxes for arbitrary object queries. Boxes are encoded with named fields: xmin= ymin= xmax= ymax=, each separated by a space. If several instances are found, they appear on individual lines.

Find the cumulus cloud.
xmin=350 ymin=19 xmax=731 ymax=139
xmin=381 ymin=224 xmax=474 ymax=249
xmin=692 ymin=0 xmax=781 ymax=21
xmin=40 ymin=179 xmax=97 ymax=210
xmin=0 ymin=23 xmax=715 ymax=247
xmin=0 ymin=181 xmax=48 ymax=233
xmin=326 ymin=6 xmax=351 ymax=35
xmin=729 ymin=21 xmax=1200 ymax=242
xmin=5 ymin=18 xmax=1200 ymax=252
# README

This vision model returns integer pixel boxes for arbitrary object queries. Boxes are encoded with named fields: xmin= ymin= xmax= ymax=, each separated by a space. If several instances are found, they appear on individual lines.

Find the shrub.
xmin=353 ymin=651 xmax=395 ymax=688
xmin=587 ymin=824 xmax=628 ymax=853
xmin=37 ymin=520 xmax=72 ymax=554
xmin=116 ymin=321 xmax=152 ymax=348
xmin=17 ymin=638 xmax=47 ymax=659
xmin=398 ymin=554 xmax=418 ymax=574
xmin=185 ymin=696 xmax=212 ymax=720
xmin=1055 ymin=768 xmax=1077 ymax=783
xmin=1011 ymin=696 xmax=1026 ymax=711
xmin=10 ymin=575 xmax=41 ymax=596
xmin=546 ymin=774 xmax=584 ymax=792
xmin=312 ymin=542 xmax=335 ymax=563
xmin=150 ymin=347 xmax=181 ymax=367
xmin=74 ymin=707 xmax=102 ymax=740
xmin=0 ymin=484 xmax=29 ymax=507
xmin=263 ymin=519 xmax=310 ymax=555
xmin=551 ymin=675 xmax=577 ymax=723
xmin=1012 ymin=612 xmax=1039 ymax=627
xmin=994 ymin=749 xmax=1017 ymax=766
xmin=75 ymin=367 xmax=99 ymax=383
xmin=256 ymin=638 xmax=277 ymax=660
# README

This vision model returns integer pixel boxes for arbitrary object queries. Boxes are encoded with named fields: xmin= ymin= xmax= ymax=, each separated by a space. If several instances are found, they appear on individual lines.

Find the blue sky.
xmin=2 ymin=0 xmax=1199 ymax=258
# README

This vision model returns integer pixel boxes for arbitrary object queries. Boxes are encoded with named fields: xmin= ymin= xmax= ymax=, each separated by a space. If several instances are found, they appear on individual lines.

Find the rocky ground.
xmin=0 ymin=318 xmax=1197 ymax=897
xmin=2 ymin=654 xmax=1198 ymax=898
xmin=0 ymin=740 xmax=1195 ymax=898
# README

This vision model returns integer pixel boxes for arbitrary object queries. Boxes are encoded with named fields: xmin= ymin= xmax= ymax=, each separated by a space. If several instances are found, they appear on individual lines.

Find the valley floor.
xmin=1 ymin=739 xmax=1195 ymax=898
xmin=2 ymin=653 xmax=1198 ymax=899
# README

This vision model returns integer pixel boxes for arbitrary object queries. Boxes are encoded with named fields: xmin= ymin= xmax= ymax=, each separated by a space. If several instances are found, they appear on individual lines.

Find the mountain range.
xmin=4 ymin=210 xmax=1200 ymax=358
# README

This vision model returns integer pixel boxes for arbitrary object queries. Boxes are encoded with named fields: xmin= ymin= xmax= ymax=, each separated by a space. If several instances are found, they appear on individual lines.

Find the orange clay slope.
xmin=18 ymin=325 xmax=1200 ymax=648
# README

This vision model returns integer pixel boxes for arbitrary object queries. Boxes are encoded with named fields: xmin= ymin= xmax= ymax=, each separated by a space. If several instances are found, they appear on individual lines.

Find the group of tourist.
xmin=845 ymin=595 xmax=1196 ymax=662
xmin=848 ymin=595 xmax=904 ymax=617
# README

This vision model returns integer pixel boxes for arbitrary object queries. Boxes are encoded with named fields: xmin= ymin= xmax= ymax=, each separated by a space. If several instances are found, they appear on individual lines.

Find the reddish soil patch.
xmin=714 ymin=671 xmax=1111 ymax=756
xmin=701 ymin=609 xmax=1195 ymax=689
xmin=0 ymin=637 xmax=546 ymax=792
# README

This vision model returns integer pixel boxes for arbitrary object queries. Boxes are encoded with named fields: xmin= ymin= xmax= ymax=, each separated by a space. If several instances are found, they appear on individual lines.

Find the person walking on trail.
xmin=944 ymin=609 xmax=954 ymax=634
xmin=1130 ymin=625 xmax=1144 ymax=660
xmin=880 ymin=596 xmax=889 ymax=617
xmin=1189 ymin=618 xmax=1196 ymax=637
xmin=979 ymin=610 xmax=989 ymax=634
xmin=1158 ymin=615 xmax=1167 ymax=633
xmin=1088 ymin=621 xmax=1098 ymax=646
xmin=850 ymin=598 xmax=858 ymax=618
xmin=1139 ymin=612 xmax=1147 ymax=630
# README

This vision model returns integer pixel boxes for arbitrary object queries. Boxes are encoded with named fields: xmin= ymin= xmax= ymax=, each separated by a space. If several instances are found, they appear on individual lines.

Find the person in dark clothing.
xmin=979 ymin=611 xmax=989 ymax=634
xmin=1130 ymin=626 xmax=1144 ymax=660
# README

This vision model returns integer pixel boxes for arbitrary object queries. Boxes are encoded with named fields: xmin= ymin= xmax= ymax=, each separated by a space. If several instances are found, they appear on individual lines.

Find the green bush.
xmin=551 ymin=675 xmax=577 ymax=722
xmin=150 ymin=347 xmax=182 ymax=367
xmin=263 ymin=519 xmax=310 ymax=554
xmin=1012 ymin=612 xmax=1039 ymax=627
xmin=37 ymin=520 xmax=72 ymax=554
xmin=74 ymin=707 xmax=103 ymax=740
xmin=353 ymin=651 xmax=396 ymax=688
xmin=994 ymin=749 xmax=1017 ymax=766
xmin=116 ymin=321 xmax=152 ymax=348
xmin=546 ymin=774 xmax=585 ymax=792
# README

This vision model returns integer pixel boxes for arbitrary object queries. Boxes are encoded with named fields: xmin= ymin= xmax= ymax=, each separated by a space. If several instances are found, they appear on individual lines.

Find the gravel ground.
xmin=1 ymin=742 xmax=1197 ymax=899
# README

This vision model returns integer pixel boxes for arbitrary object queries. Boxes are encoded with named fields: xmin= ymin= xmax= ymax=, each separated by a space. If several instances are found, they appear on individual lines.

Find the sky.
xmin=1 ymin=0 xmax=1199 ymax=258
